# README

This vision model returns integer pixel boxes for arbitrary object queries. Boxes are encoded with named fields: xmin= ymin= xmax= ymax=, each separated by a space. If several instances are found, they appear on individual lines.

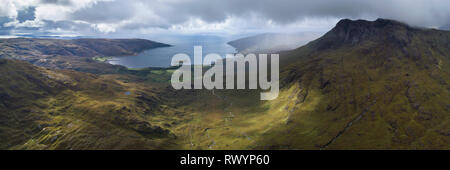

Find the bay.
xmin=108 ymin=35 xmax=237 ymax=68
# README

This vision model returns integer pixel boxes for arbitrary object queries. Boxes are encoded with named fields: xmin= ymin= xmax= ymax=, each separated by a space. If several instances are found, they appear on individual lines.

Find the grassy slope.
xmin=0 ymin=59 xmax=179 ymax=149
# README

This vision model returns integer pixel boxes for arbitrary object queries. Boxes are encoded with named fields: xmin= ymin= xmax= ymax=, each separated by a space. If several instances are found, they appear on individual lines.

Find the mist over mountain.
xmin=228 ymin=32 xmax=322 ymax=54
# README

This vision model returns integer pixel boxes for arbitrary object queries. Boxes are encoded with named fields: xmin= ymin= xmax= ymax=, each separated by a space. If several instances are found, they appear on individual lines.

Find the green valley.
xmin=0 ymin=19 xmax=449 ymax=150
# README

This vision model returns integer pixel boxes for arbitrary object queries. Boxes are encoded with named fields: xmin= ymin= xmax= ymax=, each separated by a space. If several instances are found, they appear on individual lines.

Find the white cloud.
xmin=0 ymin=1 xmax=17 ymax=18
xmin=4 ymin=18 xmax=44 ymax=27
xmin=0 ymin=0 xmax=37 ymax=18
xmin=91 ymin=23 xmax=117 ymax=33
xmin=35 ymin=0 xmax=112 ymax=21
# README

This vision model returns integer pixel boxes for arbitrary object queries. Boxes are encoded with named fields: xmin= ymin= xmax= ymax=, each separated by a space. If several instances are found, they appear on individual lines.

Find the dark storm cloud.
xmin=149 ymin=0 xmax=449 ymax=27
xmin=155 ymin=0 xmax=370 ymax=24
xmin=67 ymin=0 xmax=448 ymax=32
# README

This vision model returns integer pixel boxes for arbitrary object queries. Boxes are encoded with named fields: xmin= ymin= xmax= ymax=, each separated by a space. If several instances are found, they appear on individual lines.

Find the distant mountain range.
xmin=0 ymin=38 xmax=170 ymax=58
xmin=0 ymin=38 xmax=170 ymax=74
xmin=228 ymin=32 xmax=322 ymax=54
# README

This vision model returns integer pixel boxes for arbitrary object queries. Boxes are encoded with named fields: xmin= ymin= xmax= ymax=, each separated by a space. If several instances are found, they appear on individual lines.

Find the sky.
xmin=0 ymin=0 xmax=449 ymax=38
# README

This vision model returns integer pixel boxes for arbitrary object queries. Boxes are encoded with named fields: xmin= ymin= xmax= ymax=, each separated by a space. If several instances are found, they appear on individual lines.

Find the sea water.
xmin=108 ymin=35 xmax=237 ymax=68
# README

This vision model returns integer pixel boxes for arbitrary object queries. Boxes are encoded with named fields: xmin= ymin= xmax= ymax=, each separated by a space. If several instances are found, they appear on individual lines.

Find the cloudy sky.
xmin=0 ymin=0 xmax=449 ymax=38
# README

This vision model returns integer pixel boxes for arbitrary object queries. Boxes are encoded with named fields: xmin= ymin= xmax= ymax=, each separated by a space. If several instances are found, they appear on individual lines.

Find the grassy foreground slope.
xmin=0 ymin=59 xmax=181 ymax=149
xmin=0 ymin=19 xmax=448 ymax=150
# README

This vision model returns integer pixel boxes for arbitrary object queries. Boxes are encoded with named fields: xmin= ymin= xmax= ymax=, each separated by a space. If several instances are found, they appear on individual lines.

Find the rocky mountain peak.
xmin=334 ymin=18 xmax=412 ymax=42
xmin=311 ymin=18 xmax=419 ymax=50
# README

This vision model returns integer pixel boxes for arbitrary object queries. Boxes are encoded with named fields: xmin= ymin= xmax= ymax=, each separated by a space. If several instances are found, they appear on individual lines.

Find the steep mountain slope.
xmin=261 ymin=18 xmax=450 ymax=149
xmin=228 ymin=32 xmax=322 ymax=54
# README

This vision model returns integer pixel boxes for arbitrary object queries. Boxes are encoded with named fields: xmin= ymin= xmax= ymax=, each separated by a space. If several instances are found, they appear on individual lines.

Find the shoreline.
xmin=105 ymin=43 xmax=238 ymax=70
